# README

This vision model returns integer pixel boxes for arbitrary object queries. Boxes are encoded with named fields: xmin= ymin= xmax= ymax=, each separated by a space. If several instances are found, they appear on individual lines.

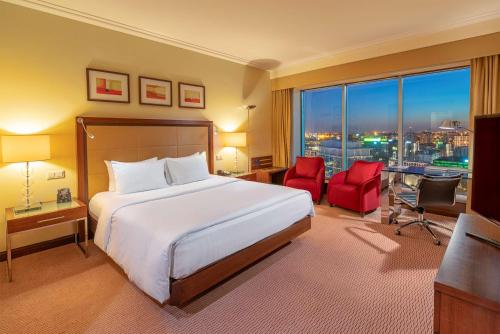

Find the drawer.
xmin=8 ymin=206 xmax=87 ymax=233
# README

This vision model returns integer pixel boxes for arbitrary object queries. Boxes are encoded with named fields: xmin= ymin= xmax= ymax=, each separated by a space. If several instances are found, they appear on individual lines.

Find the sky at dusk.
xmin=303 ymin=67 xmax=470 ymax=133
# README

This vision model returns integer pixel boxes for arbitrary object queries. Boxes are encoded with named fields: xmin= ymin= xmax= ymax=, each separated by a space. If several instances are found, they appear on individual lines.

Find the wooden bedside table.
xmin=230 ymin=171 xmax=257 ymax=181
xmin=5 ymin=199 xmax=88 ymax=282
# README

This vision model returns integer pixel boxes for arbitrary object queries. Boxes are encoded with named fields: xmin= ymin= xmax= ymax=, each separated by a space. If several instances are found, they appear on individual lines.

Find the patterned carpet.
xmin=0 ymin=202 xmax=455 ymax=334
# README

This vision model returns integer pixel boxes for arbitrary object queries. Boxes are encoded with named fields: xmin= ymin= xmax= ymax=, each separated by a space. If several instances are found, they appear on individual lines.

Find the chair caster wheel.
xmin=395 ymin=230 xmax=401 ymax=235
xmin=434 ymin=240 xmax=441 ymax=246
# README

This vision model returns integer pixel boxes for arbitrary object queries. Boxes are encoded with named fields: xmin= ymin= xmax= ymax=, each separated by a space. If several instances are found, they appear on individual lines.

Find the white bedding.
xmin=90 ymin=175 xmax=314 ymax=303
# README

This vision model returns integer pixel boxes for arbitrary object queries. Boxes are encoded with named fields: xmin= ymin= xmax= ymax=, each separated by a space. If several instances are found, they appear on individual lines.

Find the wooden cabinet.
xmin=434 ymin=214 xmax=500 ymax=334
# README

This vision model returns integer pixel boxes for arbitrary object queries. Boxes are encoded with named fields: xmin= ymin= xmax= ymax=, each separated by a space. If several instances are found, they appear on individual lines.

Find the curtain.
xmin=272 ymin=88 xmax=292 ymax=167
xmin=471 ymin=55 xmax=500 ymax=117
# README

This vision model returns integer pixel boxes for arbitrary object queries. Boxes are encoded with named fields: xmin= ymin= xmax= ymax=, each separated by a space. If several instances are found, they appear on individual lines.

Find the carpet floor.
xmin=0 ymin=203 xmax=455 ymax=334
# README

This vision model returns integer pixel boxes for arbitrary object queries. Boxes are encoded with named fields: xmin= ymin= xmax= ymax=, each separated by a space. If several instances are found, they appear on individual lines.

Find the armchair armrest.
xmin=316 ymin=166 xmax=325 ymax=195
xmin=283 ymin=166 xmax=297 ymax=185
xmin=328 ymin=171 xmax=347 ymax=189
xmin=358 ymin=174 xmax=382 ymax=210
xmin=316 ymin=166 xmax=325 ymax=184
xmin=359 ymin=174 xmax=381 ymax=191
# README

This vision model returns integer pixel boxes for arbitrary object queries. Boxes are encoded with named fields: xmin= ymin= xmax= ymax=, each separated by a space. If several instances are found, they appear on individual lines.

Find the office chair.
xmin=394 ymin=175 xmax=462 ymax=245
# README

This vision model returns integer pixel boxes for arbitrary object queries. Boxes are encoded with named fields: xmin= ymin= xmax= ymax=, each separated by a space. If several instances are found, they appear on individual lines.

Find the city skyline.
xmin=303 ymin=68 xmax=470 ymax=133
xmin=302 ymin=67 xmax=471 ymax=193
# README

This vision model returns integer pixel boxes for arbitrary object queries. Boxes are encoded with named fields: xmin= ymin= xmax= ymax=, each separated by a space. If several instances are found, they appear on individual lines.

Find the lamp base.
xmin=14 ymin=202 xmax=42 ymax=215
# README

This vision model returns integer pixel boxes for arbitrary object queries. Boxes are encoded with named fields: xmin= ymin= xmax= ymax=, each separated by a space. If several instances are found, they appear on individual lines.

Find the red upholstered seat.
xmin=284 ymin=157 xmax=325 ymax=204
xmin=327 ymin=160 xmax=384 ymax=216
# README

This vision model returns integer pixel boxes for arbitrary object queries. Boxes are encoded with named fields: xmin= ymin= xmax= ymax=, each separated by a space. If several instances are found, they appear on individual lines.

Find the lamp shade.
xmin=222 ymin=132 xmax=247 ymax=148
xmin=2 ymin=135 xmax=51 ymax=163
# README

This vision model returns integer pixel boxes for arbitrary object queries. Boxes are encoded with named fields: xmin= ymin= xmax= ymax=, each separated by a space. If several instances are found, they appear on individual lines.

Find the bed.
xmin=77 ymin=117 xmax=313 ymax=305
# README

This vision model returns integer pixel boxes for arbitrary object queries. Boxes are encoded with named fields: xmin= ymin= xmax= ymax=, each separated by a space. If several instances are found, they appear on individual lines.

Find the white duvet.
xmin=93 ymin=176 xmax=314 ymax=303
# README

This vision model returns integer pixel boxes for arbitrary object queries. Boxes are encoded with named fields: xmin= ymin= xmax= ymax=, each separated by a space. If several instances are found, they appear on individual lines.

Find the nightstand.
xmin=231 ymin=171 xmax=257 ymax=181
xmin=5 ymin=199 xmax=88 ymax=282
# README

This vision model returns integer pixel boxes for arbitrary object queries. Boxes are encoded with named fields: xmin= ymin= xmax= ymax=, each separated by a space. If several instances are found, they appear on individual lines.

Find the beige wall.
xmin=272 ymin=32 xmax=500 ymax=90
xmin=0 ymin=2 xmax=272 ymax=252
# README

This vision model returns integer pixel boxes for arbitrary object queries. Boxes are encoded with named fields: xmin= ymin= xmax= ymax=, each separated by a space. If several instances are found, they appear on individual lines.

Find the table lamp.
xmin=223 ymin=132 xmax=247 ymax=173
xmin=1 ymin=135 xmax=51 ymax=213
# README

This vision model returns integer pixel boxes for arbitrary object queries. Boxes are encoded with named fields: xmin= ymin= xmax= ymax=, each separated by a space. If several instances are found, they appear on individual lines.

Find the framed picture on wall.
xmin=178 ymin=82 xmax=205 ymax=109
xmin=86 ymin=68 xmax=130 ymax=103
xmin=139 ymin=76 xmax=172 ymax=106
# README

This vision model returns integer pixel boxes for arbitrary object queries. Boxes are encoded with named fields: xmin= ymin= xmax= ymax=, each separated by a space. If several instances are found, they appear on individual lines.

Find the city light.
xmin=302 ymin=67 xmax=470 ymax=186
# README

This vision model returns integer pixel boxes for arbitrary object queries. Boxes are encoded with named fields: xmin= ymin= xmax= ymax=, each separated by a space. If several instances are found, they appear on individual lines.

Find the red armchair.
xmin=327 ymin=160 xmax=384 ymax=216
xmin=284 ymin=157 xmax=325 ymax=204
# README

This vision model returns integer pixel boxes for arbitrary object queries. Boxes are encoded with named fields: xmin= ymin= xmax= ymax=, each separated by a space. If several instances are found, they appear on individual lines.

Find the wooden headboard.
xmin=76 ymin=117 xmax=213 ymax=203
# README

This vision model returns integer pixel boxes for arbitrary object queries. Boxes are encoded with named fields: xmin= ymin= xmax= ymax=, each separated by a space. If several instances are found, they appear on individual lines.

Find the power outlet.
xmin=47 ymin=170 xmax=65 ymax=180
xmin=216 ymin=154 xmax=223 ymax=161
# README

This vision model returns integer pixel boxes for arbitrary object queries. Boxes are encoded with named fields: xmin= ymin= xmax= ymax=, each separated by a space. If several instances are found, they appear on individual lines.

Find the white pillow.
xmin=165 ymin=153 xmax=210 ymax=185
xmin=111 ymin=159 xmax=168 ymax=194
xmin=105 ymin=158 xmax=157 ymax=191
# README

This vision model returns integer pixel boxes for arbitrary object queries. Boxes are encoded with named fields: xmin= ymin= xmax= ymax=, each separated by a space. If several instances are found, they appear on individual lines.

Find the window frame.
xmin=300 ymin=65 xmax=470 ymax=174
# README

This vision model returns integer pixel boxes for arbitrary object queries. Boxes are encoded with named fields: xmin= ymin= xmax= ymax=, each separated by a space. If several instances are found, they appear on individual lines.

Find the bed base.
xmin=167 ymin=215 xmax=311 ymax=306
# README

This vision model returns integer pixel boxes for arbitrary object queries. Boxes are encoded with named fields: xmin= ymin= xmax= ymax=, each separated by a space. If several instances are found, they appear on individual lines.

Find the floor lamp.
xmin=223 ymin=132 xmax=247 ymax=173
xmin=246 ymin=105 xmax=256 ymax=172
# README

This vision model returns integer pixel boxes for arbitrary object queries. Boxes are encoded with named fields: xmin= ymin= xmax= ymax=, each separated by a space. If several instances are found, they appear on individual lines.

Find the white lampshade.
xmin=222 ymin=132 xmax=247 ymax=148
xmin=2 ymin=135 xmax=51 ymax=163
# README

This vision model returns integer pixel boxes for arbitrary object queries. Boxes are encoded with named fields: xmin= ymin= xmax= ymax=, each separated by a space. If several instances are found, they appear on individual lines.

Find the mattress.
xmin=90 ymin=176 xmax=314 ymax=302
xmin=90 ymin=182 xmax=312 ymax=279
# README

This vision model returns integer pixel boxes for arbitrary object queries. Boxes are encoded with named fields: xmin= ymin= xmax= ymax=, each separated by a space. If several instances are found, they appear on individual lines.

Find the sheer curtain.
xmin=272 ymin=88 xmax=292 ymax=167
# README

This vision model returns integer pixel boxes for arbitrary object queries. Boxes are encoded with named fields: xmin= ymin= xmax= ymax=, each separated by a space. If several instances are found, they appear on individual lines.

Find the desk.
xmin=434 ymin=213 xmax=500 ymax=334
xmin=381 ymin=166 xmax=471 ymax=224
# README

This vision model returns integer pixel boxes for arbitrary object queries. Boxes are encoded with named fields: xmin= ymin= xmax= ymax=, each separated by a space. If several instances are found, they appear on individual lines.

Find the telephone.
xmin=216 ymin=170 xmax=232 ymax=176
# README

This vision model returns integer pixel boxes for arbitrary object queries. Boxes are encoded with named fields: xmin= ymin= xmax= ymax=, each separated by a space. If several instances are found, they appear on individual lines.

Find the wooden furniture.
xmin=169 ymin=216 xmax=311 ymax=305
xmin=231 ymin=171 xmax=257 ymax=181
xmin=77 ymin=116 xmax=214 ymax=234
xmin=5 ymin=199 xmax=88 ymax=282
xmin=251 ymin=156 xmax=288 ymax=184
xmin=434 ymin=213 xmax=500 ymax=334
xmin=76 ymin=117 xmax=311 ymax=306
xmin=251 ymin=155 xmax=273 ymax=170
xmin=256 ymin=167 xmax=288 ymax=184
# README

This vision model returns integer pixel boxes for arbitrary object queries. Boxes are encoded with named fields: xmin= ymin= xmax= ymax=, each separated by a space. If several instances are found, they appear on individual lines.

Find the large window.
xmin=301 ymin=67 xmax=471 ymax=179
xmin=402 ymin=68 xmax=470 ymax=169
xmin=346 ymin=78 xmax=399 ymax=168
xmin=302 ymin=86 xmax=342 ymax=177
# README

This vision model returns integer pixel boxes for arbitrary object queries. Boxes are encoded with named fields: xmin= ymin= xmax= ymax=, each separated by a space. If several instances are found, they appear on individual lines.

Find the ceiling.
xmin=8 ymin=0 xmax=500 ymax=77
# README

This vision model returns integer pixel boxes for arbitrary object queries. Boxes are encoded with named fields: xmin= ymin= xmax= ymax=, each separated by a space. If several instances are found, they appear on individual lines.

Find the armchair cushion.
xmin=285 ymin=178 xmax=318 ymax=198
xmin=295 ymin=157 xmax=321 ymax=178
xmin=329 ymin=183 xmax=360 ymax=207
xmin=345 ymin=160 xmax=381 ymax=186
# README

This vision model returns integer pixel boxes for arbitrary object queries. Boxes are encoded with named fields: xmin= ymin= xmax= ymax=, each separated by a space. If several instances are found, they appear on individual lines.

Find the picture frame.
xmin=86 ymin=68 xmax=130 ymax=103
xmin=139 ymin=76 xmax=172 ymax=106
xmin=178 ymin=82 xmax=206 ymax=109
xmin=56 ymin=188 xmax=72 ymax=203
